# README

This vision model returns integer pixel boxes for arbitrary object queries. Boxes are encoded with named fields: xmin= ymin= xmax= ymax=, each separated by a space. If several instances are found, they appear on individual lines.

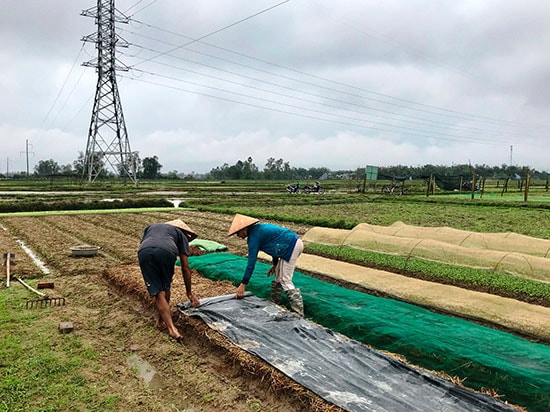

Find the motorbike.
xmin=286 ymin=183 xmax=301 ymax=194
xmin=303 ymin=182 xmax=323 ymax=194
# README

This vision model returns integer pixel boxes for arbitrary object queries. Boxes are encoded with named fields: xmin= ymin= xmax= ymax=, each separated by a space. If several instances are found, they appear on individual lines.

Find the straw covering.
xmin=302 ymin=222 xmax=550 ymax=282
xmin=227 ymin=214 xmax=259 ymax=236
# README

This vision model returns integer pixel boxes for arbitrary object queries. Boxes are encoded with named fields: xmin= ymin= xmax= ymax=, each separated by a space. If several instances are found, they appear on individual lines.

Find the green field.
xmin=0 ymin=178 xmax=549 ymax=411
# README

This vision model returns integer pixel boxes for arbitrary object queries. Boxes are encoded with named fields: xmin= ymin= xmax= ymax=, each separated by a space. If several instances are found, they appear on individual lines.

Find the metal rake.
xmin=15 ymin=277 xmax=66 ymax=309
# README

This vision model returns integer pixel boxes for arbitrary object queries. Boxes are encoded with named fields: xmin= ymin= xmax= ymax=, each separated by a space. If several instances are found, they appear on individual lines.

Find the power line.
xmin=126 ymin=17 xmax=546 ymax=130
xmin=119 ymin=27 xmax=535 ymax=141
xmin=123 ymin=0 xmax=160 ymax=18
xmin=127 ymin=55 xmax=516 ymax=141
xmin=34 ymin=44 xmax=86 ymax=136
xmin=122 ymin=69 xmax=512 ymax=145
xmin=130 ymin=0 xmax=292 ymax=66
xmin=47 ymin=67 xmax=88 ymax=127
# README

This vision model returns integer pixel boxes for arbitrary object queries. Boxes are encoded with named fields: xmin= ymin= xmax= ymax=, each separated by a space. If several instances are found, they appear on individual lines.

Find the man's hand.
xmin=266 ymin=266 xmax=275 ymax=277
xmin=236 ymin=283 xmax=246 ymax=299
xmin=187 ymin=291 xmax=200 ymax=307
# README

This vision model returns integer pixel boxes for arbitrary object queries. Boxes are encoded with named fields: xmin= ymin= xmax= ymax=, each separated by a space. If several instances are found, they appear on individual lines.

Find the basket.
xmin=70 ymin=245 xmax=100 ymax=257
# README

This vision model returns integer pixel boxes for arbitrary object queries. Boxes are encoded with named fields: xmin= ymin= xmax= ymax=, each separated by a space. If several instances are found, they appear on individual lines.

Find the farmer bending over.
xmin=228 ymin=214 xmax=304 ymax=316
xmin=138 ymin=219 xmax=200 ymax=340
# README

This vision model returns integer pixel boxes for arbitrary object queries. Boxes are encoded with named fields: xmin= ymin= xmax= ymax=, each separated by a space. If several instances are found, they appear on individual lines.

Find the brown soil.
xmin=0 ymin=210 xmax=539 ymax=411
xmin=0 ymin=211 xmax=335 ymax=412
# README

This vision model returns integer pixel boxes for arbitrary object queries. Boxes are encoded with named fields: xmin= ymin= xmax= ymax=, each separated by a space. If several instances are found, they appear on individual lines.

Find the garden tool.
xmin=3 ymin=252 xmax=15 ymax=288
xmin=286 ymin=288 xmax=304 ymax=316
xmin=15 ymin=276 xmax=65 ymax=308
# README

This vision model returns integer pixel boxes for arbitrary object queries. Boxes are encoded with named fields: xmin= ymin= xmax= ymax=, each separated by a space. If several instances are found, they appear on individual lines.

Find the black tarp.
xmin=178 ymin=294 xmax=515 ymax=412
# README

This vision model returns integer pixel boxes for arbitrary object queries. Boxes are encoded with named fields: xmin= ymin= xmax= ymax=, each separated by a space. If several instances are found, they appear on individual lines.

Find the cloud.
xmin=1 ymin=0 xmax=549 ymax=175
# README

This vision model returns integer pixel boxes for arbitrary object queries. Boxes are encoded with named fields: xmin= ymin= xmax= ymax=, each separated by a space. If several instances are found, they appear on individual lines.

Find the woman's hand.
xmin=236 ymin=283 xmax=246 ymax=299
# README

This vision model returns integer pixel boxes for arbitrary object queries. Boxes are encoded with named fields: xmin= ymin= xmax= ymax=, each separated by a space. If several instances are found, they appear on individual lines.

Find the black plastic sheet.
xmin=179 ymin=294 xmax=515 ymax=412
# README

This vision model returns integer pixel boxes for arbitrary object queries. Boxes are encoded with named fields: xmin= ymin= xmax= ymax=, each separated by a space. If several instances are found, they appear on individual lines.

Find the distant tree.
xmin=34 ymin=159 xmax=60 ymax=176
xmin=227 ymin=157 xmax=259 ymax=179
xmin=294 ymin=167 xmax=308 ymax=179
xmin=73 ymin=152 xmax=85 ymax=176
xmin=307 ymin=167 xmax=330 ymax=179
xmin=60 ymin=164 xmax=73 ymax=175
xmin=263 ymin=157 xmax=278 ymax=179
xmin=208 ymin=163 xmax=230 ymax=180
xmin=263 ymin=157 xmax=291 ymax=180
xmin=242 ymin=157 xmax=259 ymax=179
xmin=142 ymin=156 xmax=162 ymax=179
xmin=164 ymin=170 xmax=180 ymax=179
xmin=207 ymin=157 xmax=260 ymax=180
xmin=227 ymin=161 xmax=243 ymax=179
xmin=73 ymin=151 xmax=108 ymax=179
xmin=204 ymin=160 xmax=547 ymax=183
xmin=116 ymin=152 xmax=141 ymax=179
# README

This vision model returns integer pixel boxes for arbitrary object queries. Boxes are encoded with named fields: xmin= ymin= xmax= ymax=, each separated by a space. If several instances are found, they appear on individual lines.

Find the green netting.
xmin=189 ymin=238 xmax=228 ymax=252
xmin=189 ymin=253 xmax=550 ymax=412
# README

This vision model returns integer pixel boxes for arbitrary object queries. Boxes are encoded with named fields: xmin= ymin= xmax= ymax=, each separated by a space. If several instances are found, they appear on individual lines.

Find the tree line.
xmin=207 ymin=157 xmax=331 ymax=181
xmin=206 ymin=157 xmax=548 ymax=182
xmin=2 ymin=153 xmax=171 ymax=180
xmin=2 ymin=153 xmax=548 ymax=182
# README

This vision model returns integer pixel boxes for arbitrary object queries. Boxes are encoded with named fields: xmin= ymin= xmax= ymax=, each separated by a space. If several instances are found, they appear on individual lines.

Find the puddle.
xmin=1 ymin=224 xmax=50 ymax=274
xmin=16 ymin=239 xmax=50 ymax=274
xmin=127 ymin=353 xmax=164 ymax=389
xmin=168 ymin=199 xmax=183 ymax=207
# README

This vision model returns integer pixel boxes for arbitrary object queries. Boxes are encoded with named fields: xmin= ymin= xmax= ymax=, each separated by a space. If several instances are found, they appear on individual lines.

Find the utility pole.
xmin=81 ymin=0 xmax=137 ymax=184
xmin=20 ymin=139 xmax=35 ymax=178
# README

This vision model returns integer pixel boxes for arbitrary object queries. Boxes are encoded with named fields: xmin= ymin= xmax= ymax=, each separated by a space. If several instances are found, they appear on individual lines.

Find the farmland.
xmin=0 ymin=180 xmax=549 ymax=411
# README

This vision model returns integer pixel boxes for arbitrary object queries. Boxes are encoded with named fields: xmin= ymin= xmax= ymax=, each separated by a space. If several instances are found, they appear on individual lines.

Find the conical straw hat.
xmin=227 ymin=214 xmax=259 ymax=236
xmin=165 ymin=219 xmax=198 ymax=241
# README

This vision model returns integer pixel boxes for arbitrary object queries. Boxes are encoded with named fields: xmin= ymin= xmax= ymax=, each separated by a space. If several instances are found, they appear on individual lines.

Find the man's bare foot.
xmin=155 ymin=315 xmax=167 ymax=331
xmin=168 ymin=328 xmax=184 ymax=341
xmin=169 ymin=333 xmax=184 ymax=342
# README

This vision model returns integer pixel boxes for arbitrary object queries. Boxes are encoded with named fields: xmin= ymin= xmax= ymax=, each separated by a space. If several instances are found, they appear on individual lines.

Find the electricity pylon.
xmin=81 ymin=0 xmax=137 ymax=183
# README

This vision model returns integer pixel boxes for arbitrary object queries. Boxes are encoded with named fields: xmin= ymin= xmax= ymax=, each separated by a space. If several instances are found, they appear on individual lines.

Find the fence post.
xmin=501 ymin=177 xmax=509 ymax=197
xmin=471 ymin=171 xmax=476 ymax=200
xmin=524 ymin=171 xmax=531 ymax=202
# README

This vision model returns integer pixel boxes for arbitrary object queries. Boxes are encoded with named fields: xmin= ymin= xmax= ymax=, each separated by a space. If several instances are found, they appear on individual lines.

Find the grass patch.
xmin=0 ymin=287 xmax=118 ymax=412
xmin=195 ymin=196 xmax=550 ymax=239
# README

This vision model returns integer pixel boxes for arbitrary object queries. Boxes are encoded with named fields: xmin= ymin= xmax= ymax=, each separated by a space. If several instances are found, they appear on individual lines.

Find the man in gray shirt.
xmin=138 ymin=219 xmax=200 ymax=340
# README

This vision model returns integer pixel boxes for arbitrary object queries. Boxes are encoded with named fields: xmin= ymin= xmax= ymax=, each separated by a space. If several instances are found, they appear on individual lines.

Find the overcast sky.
xmin=2 ymin=0 xmax=549 ymax=175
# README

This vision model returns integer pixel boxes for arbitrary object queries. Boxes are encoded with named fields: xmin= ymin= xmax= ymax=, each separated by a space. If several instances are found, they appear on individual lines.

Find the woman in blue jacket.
xmin=228 ymin=214 xmax=304 ymax=316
